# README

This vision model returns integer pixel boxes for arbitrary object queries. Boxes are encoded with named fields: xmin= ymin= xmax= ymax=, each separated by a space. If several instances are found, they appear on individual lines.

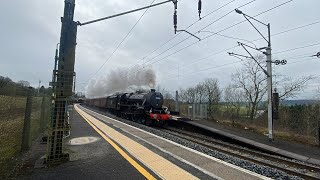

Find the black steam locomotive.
xmin=84 ymin=89 xmax=170 ymax=126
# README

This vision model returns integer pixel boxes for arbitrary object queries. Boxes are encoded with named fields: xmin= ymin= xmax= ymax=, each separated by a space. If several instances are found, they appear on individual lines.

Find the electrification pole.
xmin=46 ymin=0 xmax=77 ymax=164
xmin=228 ymin=9 xmax=286 ymax=141
xmin=38 ymin=80 xmax=41 ymax=95
xmin=266 ymin=24 xmax=273 ymax=140
xmin=175 ymin=90 xmax=179 ymax=112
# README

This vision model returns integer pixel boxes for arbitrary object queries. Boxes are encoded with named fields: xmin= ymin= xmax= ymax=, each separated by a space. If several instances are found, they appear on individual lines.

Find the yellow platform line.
xmin=75 ymin=105 xmax=156 ymax=180
xmin=75 ymin=105 xmax=199 ymax=180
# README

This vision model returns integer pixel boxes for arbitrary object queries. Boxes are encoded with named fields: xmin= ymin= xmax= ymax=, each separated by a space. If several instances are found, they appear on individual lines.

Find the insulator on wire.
xmin=172 ymin=0 xmax=178 ymax=34
xmin=173 ymin=11 xmax=177 ymax=34
xmin=198 ymin=0 xmax=202 ymax=20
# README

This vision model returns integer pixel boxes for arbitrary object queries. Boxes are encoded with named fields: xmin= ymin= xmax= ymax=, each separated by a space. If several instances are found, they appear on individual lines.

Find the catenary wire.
xmin=167 ymin=19 xmax=320 ymax=72
xmin=129 ymin=0 xmax=237 ymax=69
xmin=80 ymin=0 xmax=237 ymax=86
xmin=146 ymin=0 xmax=293 ymax=67
xmin=251 ymin=20 xmax=320 ymax=42
xmin=137 ymin=0 xmax=242 ymax=68
xmin=163 ymin=51 xmax=319 ymax=82
xmin=273 ymin=42 xmax=320 ymax=54
xmin=86 ymin=0 xmax=157 ymax=83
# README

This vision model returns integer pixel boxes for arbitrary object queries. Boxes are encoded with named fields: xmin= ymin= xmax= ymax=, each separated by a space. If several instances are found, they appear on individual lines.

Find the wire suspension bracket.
xmin=311 ymin=52 xmax=320 ymax=58
xmin=177 ymin=30 xmax=201 ymax=41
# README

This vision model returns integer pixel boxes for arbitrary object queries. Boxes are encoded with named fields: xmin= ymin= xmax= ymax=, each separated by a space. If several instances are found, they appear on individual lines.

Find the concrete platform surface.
xmin=16 ymin=107 xmax=145 ymax=180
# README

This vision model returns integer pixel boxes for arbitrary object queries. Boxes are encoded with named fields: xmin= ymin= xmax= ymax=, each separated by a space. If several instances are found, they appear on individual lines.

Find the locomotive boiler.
xmin=85 ymin=89 xmax=170 ymax=126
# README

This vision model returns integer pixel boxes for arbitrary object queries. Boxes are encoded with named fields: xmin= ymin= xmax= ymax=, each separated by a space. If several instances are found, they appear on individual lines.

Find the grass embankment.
xmin=179 ymin=102 xmax=319 ymax=146
xmin=215 ymin=118 xmax=318 ymax=145
xmin=0 ymin=96 xmax=42 ymax=179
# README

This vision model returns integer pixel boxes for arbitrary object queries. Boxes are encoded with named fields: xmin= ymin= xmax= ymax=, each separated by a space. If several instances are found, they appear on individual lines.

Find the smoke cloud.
xmin=86 ymin=66 xmax=156 ymax=98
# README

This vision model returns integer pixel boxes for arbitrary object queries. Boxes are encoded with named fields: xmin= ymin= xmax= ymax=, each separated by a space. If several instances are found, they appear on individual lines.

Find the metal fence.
xmin=0 ymin=88 xmax=50 ymax=179
xmin=179 ymin=103 xmax=208 ymax=120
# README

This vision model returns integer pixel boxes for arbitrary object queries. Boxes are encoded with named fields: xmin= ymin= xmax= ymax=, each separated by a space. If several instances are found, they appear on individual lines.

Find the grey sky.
xmin=0 ymin=0 xmax=319 ymax=99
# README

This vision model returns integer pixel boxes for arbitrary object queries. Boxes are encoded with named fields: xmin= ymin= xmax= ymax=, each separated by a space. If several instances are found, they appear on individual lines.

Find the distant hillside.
xmin=280 ymin=99 xmax=320 ymax=106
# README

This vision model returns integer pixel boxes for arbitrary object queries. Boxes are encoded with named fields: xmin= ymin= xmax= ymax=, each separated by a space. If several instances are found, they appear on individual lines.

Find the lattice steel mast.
xmin=46 ymin=0 xmax=77 ymax=163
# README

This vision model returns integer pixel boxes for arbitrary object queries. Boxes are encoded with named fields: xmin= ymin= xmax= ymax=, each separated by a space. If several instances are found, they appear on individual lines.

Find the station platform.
xmin=18 ymin=104 xmax=277 ymax=180
xmin=72 ymin=105 xmax=271 ymax=180
xmin=17 ymin=105 xmax=146 ymax=180
xmin=179 ymin=119 xmax=320 ymax=166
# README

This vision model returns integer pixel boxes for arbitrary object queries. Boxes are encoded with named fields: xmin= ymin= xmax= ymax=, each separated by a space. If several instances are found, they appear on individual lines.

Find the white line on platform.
xmin=120 ymin=127 xmax=223 ymax=180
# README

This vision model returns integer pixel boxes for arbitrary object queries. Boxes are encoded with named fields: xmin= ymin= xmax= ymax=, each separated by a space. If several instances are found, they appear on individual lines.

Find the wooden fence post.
xmin=40 ymin=96 xmax=46 ymax=132
xmin=21 ymin=87 xmax=33 ymax=151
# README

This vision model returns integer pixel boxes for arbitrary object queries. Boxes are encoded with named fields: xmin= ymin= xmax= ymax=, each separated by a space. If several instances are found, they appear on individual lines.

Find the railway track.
xmin=163 ymin=127 xmax=320 ymax=180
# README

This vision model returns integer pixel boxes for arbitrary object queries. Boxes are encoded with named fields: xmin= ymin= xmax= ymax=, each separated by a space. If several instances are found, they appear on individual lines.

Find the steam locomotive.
xmin=84 ymin=89 xmax=170 ymax=126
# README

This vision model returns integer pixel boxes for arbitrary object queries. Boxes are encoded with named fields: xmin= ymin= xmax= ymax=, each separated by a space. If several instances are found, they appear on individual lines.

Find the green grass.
xmin=213 ymin=105 xmax=249 ymax=114
xmin=0 ymin=116 xmax=24 ymax=179
xmin=0 ymin=95 xmax=44 ymax=179
xmin=0 ymin=95 xmax=26 ymax=110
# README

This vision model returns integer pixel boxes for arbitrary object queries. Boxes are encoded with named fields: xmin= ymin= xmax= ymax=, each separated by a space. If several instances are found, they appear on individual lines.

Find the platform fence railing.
xmin=0 ymin=87 xmax=51 ymax=179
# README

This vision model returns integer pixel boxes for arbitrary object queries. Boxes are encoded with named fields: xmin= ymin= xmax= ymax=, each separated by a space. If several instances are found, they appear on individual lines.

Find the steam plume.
xmin=86 ymin=65 xmax=156 ymax=98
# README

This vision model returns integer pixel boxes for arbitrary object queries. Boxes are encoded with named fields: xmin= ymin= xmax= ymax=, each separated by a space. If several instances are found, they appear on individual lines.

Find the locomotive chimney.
xmin=151 ymin=89 xmax=156 ymax=93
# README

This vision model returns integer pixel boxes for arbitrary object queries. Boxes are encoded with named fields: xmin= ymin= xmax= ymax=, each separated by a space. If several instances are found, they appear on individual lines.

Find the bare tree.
xmin=163 ymin=92 xmax=173 ymax=99
xmin=224 ymin=84 xmax=245 ymax=119
xmin=233 ymin=55 xmax=315 ymax=121
xmin=163 ymin=91 xmax=175 ymax=109
xmin=184 ymin=87 xmax=196 ymax=103
xmin=275 ymin=75 xmax=315 ymax=100
xmin=17 ymin=80 xmax=30 ymax=87
xmin=203 ymin=78 xmax=221 ymax=119
xmin=0 ymin=76 xmax=13 ymax=88
xmin=195 ymin=83 xmax=206 ymax=103
xmin=316 ymin=87 xmax=320 ymax=100
xmin=178 ymin=88 xmax=187 ymax=102
xmin=155 ymin=85 xmax=175 ymax=109
xmin=155 ymin=85 xmax=174 ymax=99
xmin=232 ymin=56 xmax=267 ymax=121
xmin=224 ymin=86 xmax=232 ymax=114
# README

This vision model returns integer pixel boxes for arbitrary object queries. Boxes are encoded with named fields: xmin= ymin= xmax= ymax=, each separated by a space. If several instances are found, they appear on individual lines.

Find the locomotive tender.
xmin=85 ymin=89 xmax=170 ymax=126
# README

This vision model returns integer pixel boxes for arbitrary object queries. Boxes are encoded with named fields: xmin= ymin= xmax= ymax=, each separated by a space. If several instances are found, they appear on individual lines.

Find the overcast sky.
xmin=0 ymin=0 xmax=319 ymax=99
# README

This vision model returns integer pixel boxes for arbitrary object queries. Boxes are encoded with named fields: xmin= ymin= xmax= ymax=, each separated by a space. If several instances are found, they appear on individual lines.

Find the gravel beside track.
xmin=163 ymin=127 xmax=320 ymax=180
